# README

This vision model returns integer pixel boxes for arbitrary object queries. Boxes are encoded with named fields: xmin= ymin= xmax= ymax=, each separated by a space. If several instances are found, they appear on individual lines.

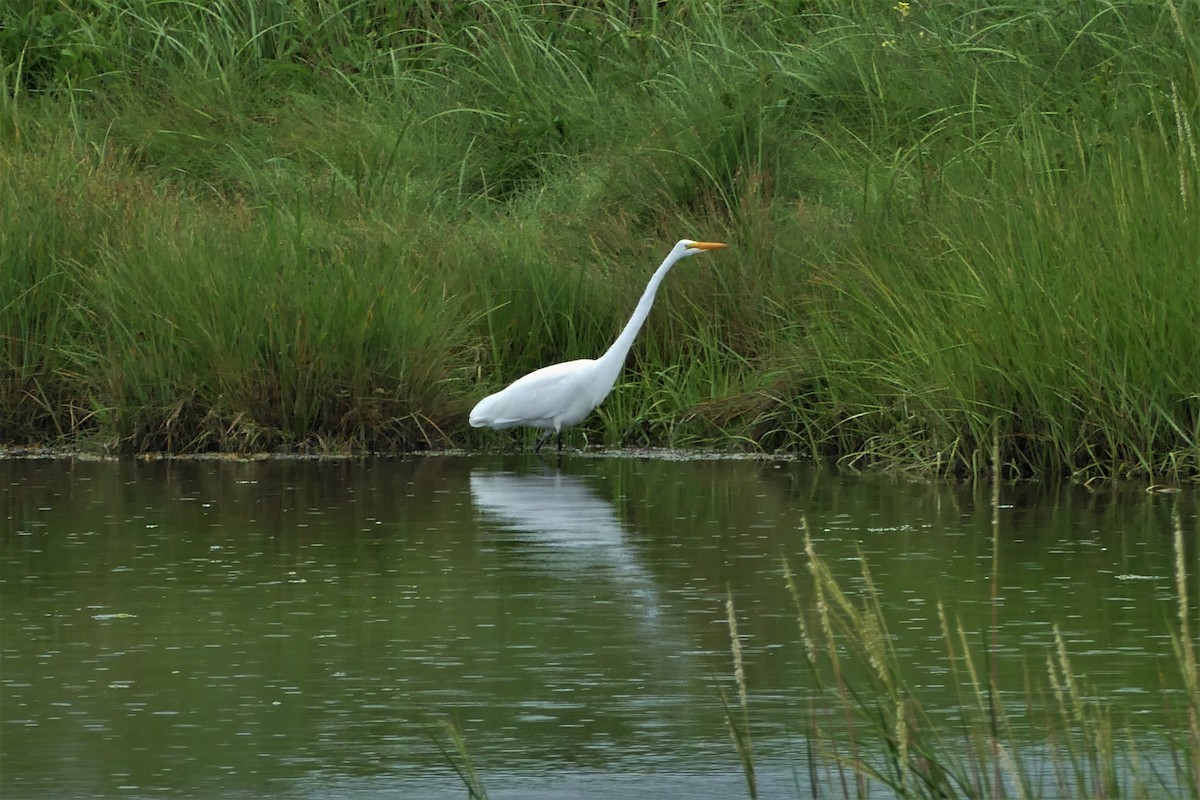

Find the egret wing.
xmin=470 ymin=359 xmax=597 ymax=429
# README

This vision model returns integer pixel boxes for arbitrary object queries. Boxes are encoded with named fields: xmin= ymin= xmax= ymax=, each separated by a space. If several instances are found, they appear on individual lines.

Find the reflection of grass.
xmin=723 ymin=506 xmax=1200 ymax=798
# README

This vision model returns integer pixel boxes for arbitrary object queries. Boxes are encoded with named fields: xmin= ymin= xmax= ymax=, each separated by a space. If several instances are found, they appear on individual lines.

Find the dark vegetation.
xmin=2 ymin=0 xmax=1197 ymax=478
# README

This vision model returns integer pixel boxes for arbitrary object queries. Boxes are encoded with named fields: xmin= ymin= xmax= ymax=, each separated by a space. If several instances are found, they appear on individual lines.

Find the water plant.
xmin=719 ymin=504 xmax=1200 ymax=798
xmin=435 ymin=721 xmax=489 ymax=800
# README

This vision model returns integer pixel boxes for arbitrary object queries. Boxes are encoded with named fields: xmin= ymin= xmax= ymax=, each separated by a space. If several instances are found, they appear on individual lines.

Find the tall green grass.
xmin=802 ymin=70 xmax=1200 ymax=478
xmin=2 ymin=0 xmax=1197 ymax=475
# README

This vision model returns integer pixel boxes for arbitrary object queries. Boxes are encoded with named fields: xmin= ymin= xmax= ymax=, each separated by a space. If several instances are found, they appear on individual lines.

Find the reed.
xmin=723 ymin=590 xmax=758 ymax=799
xmin=435 ymin=720 xmax=489 ymax=800
xmin=758 ymin=500 xmax=1200 ymax=798
xmin=3 ymin=0 xmax=1197 ymax=476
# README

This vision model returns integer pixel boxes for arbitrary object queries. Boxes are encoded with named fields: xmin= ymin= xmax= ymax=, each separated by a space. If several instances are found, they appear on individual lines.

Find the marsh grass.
xmin=723 ymin=590 xmax=758 ymax=799
xmin=726 ymin=499 xmax=1200 ymax=799
xmin=3 ymin=0 xmax=1198 ymax=475
xmin=435 ymin=720 xmax=489 ymax=800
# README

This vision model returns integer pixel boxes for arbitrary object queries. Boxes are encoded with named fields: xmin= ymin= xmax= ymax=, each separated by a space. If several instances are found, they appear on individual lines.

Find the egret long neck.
xmin=592 ymin=251 xmax=681 ymax=395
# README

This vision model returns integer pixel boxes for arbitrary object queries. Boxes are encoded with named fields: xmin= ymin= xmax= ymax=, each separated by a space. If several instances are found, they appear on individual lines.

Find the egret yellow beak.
xmin=689 ymin=241 xmax=727 ymax=250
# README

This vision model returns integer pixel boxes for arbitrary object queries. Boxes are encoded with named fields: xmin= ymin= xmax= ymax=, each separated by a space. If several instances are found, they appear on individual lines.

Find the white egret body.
xmin=469 ymin=239 xmax=727 ymax=451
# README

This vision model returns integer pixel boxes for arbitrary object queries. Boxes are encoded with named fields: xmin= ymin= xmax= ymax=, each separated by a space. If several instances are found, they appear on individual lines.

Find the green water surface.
xmin=1 ymin=455 xmax=1192 ymax=798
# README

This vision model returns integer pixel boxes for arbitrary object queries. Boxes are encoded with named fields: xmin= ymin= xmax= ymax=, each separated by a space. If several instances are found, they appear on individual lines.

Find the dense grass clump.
xmin=2 ymin=0 xmax=1198 ymax=476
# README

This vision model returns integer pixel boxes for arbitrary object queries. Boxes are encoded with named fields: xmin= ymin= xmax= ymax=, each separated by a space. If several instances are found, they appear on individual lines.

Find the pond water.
xmin=2 ymin=454 xmax=1195 ymax=798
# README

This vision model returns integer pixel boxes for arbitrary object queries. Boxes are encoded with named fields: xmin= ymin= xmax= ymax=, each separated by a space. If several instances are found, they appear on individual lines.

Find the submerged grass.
xmin=3 ymin=0 xmax=1198 ymax=476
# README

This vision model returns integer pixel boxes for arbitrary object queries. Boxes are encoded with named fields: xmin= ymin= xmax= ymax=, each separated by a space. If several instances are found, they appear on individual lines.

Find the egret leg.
xmin=533 ymin=430 xmax=554 ymax=453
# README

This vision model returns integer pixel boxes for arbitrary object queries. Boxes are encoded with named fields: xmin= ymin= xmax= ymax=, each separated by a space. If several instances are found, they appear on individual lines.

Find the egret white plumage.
xmin=469 ymin=239 xmax=727 ymax=452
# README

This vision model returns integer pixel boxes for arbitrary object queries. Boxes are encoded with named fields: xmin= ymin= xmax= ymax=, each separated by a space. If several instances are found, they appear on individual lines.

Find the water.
xmin=2 ymin=454 xmax=1194 ymax=798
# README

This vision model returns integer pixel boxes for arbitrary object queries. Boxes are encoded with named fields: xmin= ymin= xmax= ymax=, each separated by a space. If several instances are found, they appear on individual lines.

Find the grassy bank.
xmin=2 ymin=0 xmax=1198 ymax=477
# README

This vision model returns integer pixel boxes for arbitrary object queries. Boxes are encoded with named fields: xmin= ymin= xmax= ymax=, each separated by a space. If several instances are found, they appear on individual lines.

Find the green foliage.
xmin=2 ymin=0 xmax=1198 ymax=474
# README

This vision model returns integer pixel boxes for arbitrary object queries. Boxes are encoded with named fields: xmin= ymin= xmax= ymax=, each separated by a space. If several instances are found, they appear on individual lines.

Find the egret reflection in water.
xmin=470 ymin=468 xmax=663 ymax=625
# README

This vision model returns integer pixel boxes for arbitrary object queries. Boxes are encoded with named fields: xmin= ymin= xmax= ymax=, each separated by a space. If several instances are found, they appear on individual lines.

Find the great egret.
xmin=469 ymin=239 xmax=728 ymax=452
